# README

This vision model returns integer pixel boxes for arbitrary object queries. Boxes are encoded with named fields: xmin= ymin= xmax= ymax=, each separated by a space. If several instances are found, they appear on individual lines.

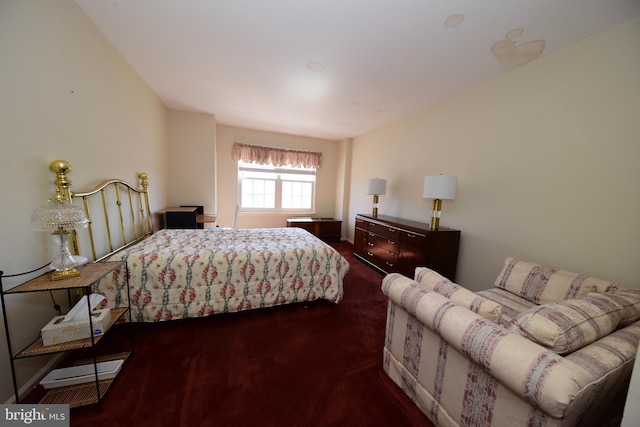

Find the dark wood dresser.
xmin=354 ymin=214 xmax=460 ymax=281
xmin=286 ymin=217 xmax=342 ymax=242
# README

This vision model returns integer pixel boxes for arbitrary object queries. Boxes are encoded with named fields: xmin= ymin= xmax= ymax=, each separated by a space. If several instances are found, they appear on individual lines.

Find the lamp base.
xmin=429 ymin=199 xmax=443 ymax=231
xmin=51 ymin=268 xmax=80 ymax=281
xmin=372 ymin=194 xmax=379 ymax=218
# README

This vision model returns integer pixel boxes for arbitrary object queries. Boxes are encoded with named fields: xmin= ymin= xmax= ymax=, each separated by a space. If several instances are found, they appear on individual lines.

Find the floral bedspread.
xmin=95 ymin=228 xmax=349 ymax=322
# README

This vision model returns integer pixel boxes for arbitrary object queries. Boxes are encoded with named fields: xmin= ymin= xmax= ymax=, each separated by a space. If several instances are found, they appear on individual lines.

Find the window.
xmin=238 ymin=161 xmax=316 ymax=213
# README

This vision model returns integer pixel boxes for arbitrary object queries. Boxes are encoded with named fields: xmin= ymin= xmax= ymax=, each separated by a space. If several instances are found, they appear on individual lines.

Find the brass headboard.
xmin=48 ymin=160 xmax=153 ymax=262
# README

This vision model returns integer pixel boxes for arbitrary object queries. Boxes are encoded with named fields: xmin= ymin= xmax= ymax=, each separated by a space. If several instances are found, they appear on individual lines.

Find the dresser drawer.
xmin=354 ymin=228 xmax=369 ymax=257
xmin=362 ymin=248 xmax=399 ymax=272
xmin=355 ymin=217 xmax=369 ymax=231
xmin=367 ymin=233 xmax=400 ymax=253
xmin=366 ymin=246 xmax=398 ymax=263
xmin=400 ymin=230 xmax=427 ymax=249
xmin=367 ymin=222 xmax=400 ymax=240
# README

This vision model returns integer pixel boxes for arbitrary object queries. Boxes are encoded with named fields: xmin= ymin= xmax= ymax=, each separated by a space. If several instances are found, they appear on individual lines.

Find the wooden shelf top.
xmin=4 ymin=261 xmax=124 ymax=294
xmin=197 ymin=214 xmax=218 ymax=223
xmin=356 ymin=214 xmax=459 ymax=234
xmin=158 ymin=206 xmax=197 ymax=213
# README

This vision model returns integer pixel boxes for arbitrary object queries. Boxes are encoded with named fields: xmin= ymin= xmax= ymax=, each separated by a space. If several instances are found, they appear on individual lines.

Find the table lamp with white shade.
xmin=366 ymin=178 xmax=387 ymax=218
xmin=423 ymin=175 xmax=457 ymax=231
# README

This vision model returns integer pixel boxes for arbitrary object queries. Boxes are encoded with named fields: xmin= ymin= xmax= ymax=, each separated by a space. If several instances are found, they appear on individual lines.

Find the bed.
xmin=48 ymin=160 xmax=349 ymax=322
xmin=98 ymin=227 xmax=348 ymax=321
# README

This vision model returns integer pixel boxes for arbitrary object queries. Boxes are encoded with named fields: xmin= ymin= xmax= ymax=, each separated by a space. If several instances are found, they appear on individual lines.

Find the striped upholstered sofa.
xmin=382 ymin=257 xmax=640 ymax=427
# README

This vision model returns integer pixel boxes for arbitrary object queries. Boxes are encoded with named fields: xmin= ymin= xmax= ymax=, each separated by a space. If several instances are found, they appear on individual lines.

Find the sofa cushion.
xmin=477 ymin=288 xmax=537 ymax=328
xmin=513 ymin=292 xmax=625 ymax=354
xmin=494 ymin=257 xmax=607 ymax=304
xmin=604 ymin=289 xmax=640 ymax=326
xmin=415 ymin=267 xmax=502 ymax=323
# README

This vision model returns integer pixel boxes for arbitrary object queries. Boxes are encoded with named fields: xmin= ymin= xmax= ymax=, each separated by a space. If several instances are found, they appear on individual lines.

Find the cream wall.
xmin=215 ymin=125 xmax=343 ymax=229
xmin=167 ymin=110 xmax=217 ymax=217
xmin=0 ymin=0 xmax=168 ymax=403
xmin=334 ymin=138 xmax=353 ymax=237
xmin=348 ymin=17 xmax=640 ymax=291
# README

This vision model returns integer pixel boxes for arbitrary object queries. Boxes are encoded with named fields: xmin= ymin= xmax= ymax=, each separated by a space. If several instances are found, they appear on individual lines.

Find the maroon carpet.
xmin=37 ymin=242 xmax=433 ymax=426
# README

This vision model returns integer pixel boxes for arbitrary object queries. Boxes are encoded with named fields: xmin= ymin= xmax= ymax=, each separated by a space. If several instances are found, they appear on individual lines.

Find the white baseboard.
xmin=4 ymin=353 xmax=66 ymax=404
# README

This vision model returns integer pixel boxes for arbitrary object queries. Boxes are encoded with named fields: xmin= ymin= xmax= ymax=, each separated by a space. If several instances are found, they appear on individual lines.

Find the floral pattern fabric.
xmin=96 ymin=228 xmax=349 ymax=322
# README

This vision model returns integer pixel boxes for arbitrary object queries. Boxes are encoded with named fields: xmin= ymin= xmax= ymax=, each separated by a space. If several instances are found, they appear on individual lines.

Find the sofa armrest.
xmin=382 ymin=273 xmax=632 ymax=419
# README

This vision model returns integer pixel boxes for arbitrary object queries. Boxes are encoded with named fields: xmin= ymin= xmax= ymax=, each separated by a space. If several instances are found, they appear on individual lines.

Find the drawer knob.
xmin=367 ymin=242 xmax=374 ymax=246
xmin=407 ymin=233 xmax=416 ymax=238
xmin=367 ymin=251 xmax=374 ymax=257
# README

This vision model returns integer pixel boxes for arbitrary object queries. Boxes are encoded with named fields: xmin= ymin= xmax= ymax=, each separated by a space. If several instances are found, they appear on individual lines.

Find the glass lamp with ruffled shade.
xmin=31 ymin=191 xmax=89 ymax=280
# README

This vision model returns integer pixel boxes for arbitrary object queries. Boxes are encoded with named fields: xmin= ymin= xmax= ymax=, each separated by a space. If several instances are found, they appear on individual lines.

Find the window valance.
xmin=232 ymin=142 xmax=322 ymax=169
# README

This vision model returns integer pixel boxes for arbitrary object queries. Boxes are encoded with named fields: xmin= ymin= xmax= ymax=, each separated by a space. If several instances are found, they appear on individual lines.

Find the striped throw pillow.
xmin=494 ymin=258 xmax=604 ymax=305
xmin=415 ymin=267 xmax=502 ymax=323
xmin=604 ymin=289 xmax=640 ymax=326
xmin=513 ymin=292 xmax=624 ymax=354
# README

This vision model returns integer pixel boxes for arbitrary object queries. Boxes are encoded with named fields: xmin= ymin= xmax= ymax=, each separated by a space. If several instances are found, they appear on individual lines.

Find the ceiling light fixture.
xmin=445 ymin=14 xmax=464 ymax=28
xmin=306 ymin=61 xmax=326 ymax=72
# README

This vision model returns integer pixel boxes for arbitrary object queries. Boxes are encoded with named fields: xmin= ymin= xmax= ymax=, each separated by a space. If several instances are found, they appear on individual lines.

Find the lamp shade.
xmin=423 ymin=175 xmax=457 ymax=200
xmin=366 ymin=178 xmax=387 ymax=195
xmin=31 ymin=194 xmax=89 ymax=280
xmin=31 ymin=198 xmax=89 ymax=232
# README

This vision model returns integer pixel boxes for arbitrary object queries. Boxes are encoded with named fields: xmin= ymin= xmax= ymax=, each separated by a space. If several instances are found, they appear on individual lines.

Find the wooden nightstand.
xmin=159 ymin=205 xmax=218 ymax=229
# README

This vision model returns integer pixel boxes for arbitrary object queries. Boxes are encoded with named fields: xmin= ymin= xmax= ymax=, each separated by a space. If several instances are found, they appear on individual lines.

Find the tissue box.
xmin=41 ymin=309 xmax=111 ymax=346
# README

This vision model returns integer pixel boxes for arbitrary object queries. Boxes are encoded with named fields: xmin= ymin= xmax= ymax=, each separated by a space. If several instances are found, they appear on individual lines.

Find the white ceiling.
xmin=75 ymin=0 xmax=640 ymax=141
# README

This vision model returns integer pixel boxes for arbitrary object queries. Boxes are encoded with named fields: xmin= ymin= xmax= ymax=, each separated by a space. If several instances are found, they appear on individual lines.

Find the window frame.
xmin=237 ymin=161 xmax=316 ymax=214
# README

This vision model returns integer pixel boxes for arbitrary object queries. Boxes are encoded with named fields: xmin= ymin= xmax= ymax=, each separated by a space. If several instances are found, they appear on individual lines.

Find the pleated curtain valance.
xmin=232 ymin=142 xmax=322 ymax=169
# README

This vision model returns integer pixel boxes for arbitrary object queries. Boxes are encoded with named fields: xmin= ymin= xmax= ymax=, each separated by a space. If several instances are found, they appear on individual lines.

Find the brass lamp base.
xmin=429 ymin=199 xmax=443 ymax=231
xmin=51 ymin=268 xmax=81 ymax=281
xmin=372 ymin=194 xmax=379 ymax=218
